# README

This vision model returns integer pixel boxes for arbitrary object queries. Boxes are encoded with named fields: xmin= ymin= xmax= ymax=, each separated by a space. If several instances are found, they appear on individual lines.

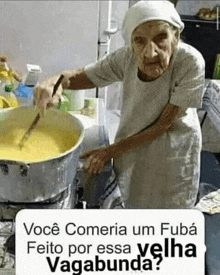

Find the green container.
xmin=55 ymin=94 xmax=69 ymax=113
xmin=213 ymin=54 xmax=220 ymax=79
xmin=64 ymin=90 xmax=85 ymax=111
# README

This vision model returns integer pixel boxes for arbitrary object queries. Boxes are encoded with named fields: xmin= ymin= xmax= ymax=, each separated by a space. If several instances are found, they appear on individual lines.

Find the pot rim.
xmin=0 ymin=107 xmax=85 ymax=165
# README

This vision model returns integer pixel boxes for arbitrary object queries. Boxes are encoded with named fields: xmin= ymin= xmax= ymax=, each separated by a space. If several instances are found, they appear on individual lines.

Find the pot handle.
xmin=0 ymin=160 xmax=30 ymax=177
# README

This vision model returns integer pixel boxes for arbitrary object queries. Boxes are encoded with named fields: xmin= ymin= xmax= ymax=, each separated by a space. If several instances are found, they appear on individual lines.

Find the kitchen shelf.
xmin=181 ymin=14 xmax=220 ymax=78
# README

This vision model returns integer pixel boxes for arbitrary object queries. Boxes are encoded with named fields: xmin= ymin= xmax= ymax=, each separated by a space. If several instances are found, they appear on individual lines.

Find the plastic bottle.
xmin=0 ymin=82 xmax=18 ymax=108
xmin=0 ymin=56 xmax=19 ymax=108
xmin=14 ymin=84 xmax=34 ymax=107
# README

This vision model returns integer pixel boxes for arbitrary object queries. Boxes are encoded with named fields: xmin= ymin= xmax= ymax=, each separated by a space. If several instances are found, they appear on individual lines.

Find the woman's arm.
xmin=82 ymin=103 xmax=181 ymax=174
xmin=34 ymin=69 xmax=96 ymax=112
xmin=62 ymin=69 xmax=96 ymax=90
xmin=35 ymin=47 xmax=128 ymax=112
xmin=110 ymin=103 xmax=181 ymax=155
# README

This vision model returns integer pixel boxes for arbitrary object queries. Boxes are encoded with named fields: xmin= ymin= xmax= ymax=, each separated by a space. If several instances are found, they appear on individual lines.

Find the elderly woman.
xmin=35 ymin=1 xmax=205 ymax=209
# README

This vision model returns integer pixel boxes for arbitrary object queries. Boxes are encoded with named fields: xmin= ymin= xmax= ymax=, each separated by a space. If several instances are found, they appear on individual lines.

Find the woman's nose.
xmin=143 ymin=42 xmax=158 ymax=59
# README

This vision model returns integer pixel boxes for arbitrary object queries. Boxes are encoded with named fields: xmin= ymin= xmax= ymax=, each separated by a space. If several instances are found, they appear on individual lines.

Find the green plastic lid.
xmin=4 ymin=83 xmax=14 ymax=92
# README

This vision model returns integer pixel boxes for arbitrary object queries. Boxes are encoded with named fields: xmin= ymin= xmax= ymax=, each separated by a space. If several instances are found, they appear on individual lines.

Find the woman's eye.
xmin=134 ymin=37 xmax=144 ymax=45
xmin=154 ymin=34 xmax=168 ymax=44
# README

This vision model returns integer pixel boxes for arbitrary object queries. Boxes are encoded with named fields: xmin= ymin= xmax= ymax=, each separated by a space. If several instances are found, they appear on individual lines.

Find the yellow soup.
xmin=0 ymin=126 xmax=79 ymax=162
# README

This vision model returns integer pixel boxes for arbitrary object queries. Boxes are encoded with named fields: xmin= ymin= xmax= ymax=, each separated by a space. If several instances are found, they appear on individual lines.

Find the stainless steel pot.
xmin=0 ymin=107 xmax=84 ymax=202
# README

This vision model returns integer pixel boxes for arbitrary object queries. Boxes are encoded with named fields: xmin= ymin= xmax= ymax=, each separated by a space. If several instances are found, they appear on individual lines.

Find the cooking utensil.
xmin=0 ymin=106 xmax=84 ymax=203
xmin=18 ymin=74 xmax=64 ymax=149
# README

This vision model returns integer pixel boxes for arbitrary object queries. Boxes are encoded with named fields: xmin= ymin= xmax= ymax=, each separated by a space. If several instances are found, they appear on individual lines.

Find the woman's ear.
xmin=175 ymin=29 xmax=180 ymax=40
xmin=172 ymin=29 xmax=180 ymax=50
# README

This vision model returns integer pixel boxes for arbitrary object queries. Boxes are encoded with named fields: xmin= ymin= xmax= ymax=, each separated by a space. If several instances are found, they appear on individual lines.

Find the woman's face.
xmin=131 ymin=21 xmax=178 ymax=81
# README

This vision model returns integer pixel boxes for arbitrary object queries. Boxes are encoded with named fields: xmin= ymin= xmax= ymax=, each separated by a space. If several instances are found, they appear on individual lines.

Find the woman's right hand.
xmin=34 ymin=72 xmax=70 ymax=115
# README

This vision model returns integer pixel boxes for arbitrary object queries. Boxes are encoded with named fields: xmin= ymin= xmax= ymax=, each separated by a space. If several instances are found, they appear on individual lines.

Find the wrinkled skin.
xmin=131 ymin=21 xmax=178 ymax=81
xmin=82 ymin=147 xmax=113 ymax=175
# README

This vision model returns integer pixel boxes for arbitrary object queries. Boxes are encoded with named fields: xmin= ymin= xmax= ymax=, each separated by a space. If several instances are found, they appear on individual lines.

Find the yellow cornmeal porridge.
xmin=0 ymin=126 xmax=79 ymax=162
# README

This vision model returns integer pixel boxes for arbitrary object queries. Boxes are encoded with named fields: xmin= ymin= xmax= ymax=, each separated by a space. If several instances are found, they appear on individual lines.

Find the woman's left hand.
xmin=81 ymin=147 xmax=113 ymax=174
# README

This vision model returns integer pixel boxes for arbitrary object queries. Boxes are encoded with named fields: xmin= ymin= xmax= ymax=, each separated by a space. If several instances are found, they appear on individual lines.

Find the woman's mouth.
xmin=144 ymin=61 xmax=160 ymax=67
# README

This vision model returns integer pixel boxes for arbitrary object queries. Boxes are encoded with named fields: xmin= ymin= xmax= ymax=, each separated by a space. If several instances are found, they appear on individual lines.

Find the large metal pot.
xmin=0 ymin=107 xmax=84 ymax=202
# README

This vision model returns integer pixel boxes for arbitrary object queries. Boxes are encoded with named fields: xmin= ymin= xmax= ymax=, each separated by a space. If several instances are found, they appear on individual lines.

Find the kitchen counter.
xmin=71 ymin=99 xmax=116 ymax=207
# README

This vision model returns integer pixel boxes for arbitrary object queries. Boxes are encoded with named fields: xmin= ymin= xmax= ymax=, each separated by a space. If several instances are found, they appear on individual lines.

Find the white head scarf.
xmin=121 ymin=0 xmax=184 ymax=45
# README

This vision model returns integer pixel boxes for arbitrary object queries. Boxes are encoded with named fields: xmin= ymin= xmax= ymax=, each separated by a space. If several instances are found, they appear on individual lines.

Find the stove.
xmin=0 ymin=222 xmax=15 ymax=274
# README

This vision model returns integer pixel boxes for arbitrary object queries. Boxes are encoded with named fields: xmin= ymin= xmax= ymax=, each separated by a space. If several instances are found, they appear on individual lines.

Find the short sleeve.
xmin=169 ymin=44 xmax=205 ymax=109
xmin=84 ymin=46 xmax=129 ymax=87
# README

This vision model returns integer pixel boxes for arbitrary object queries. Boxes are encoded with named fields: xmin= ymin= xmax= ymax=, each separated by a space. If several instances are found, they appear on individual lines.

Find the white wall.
xmin=0 ymin=1 xmax=99 ymax=79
